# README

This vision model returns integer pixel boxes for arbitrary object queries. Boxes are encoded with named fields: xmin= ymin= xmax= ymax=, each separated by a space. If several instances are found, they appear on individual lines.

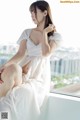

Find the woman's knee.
xmin=8 ymin=63 xmax=22 ymax=86
xmin=6 ymin=63 xmax=22 ymax=74
xmin=1 ymin=63 xmax=22 ymax=85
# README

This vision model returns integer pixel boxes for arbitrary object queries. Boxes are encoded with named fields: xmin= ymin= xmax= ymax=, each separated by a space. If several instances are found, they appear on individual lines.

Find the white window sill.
xmin=40 ymin=92 xmax=80 ymax=120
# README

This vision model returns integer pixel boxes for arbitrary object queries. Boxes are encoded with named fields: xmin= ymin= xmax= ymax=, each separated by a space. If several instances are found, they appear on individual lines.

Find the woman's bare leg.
xmin=0 ymin=63 xmax=22 ymax=97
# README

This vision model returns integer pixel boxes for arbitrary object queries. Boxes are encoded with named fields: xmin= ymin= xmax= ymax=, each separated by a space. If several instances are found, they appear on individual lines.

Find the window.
xmin=50 ymin=48 xmax=80 ymax=97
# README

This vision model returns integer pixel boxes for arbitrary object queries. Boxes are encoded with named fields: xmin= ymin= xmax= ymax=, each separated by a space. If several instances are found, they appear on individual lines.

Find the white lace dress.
xmin=0 ymin=29 xmax=62 ymax=120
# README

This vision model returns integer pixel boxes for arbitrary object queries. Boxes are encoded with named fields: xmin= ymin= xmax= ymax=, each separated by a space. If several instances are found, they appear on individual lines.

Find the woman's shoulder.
xmin=49 ymin=31 xmax=62 ymax=41
xmin=48 ymin=31 xmax=62 ymax=46
xmin=23 ymin=28 xmax=31 ymax=33
xmin=24 ymin=28 xmax=35 ymax=33
xmin=17 ymin=28 xmax=33 ymax=44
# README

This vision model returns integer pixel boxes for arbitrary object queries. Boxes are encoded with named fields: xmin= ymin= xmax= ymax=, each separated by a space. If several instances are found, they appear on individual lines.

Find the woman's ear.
xmin=44 ymin=10 xmax=47 ymax=17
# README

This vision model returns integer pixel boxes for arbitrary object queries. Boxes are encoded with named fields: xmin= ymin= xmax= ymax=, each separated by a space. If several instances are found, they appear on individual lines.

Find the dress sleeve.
xmin=17 ymin=29 xmax=29 ymax=44
xmin=49 ymin=32 xmax=62 ymax=46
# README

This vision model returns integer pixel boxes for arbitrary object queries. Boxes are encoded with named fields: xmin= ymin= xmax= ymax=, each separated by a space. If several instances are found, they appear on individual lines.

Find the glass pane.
xmin=50 ymin=48 xmax=80 ymax=97
xmin=0 ymin=44 xmax=18 ymax=66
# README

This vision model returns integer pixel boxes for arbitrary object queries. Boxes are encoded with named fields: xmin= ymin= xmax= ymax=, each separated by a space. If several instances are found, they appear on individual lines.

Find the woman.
xmin=0 ymin=1 xmax=61 ymax=120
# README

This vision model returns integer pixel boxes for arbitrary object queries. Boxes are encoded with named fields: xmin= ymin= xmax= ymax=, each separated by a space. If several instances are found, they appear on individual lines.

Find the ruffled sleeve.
xmin=17 ymin=29 xmax=29 ymax=44
xmin=49 ymin=32 xmax=62 ymax=46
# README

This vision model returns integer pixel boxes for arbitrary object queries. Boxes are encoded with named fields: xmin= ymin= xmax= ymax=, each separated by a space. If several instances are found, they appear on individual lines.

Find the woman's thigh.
xmin=0 ymin=63 xmax=22 ymax=97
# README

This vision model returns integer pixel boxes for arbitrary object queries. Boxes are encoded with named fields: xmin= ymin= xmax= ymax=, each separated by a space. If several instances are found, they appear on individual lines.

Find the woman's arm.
xmin=41 ymin=24 xmax=58 ymax=56
xmin=41 ymin=32 xmax=57 ymax=56
xmin=1 ymin=40 xmax=27 ymax=68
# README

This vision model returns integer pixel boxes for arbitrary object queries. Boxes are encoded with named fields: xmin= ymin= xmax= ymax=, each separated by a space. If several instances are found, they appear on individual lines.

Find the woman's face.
xmin=31 ymin=8 xmax=46 ymax=25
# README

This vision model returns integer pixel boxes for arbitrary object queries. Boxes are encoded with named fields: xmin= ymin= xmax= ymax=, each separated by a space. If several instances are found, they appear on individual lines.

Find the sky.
xmin=0 ymin=0 xmax=80 ymax=48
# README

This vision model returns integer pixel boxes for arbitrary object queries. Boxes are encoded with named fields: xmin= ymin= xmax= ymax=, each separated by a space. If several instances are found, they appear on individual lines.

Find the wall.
xmin=40 ymin=93 xmax=80 ymax=120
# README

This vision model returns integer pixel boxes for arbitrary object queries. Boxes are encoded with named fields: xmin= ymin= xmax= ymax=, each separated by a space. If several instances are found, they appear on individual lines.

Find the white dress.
xmin=0 ymin=29 xmax=62 ymax=120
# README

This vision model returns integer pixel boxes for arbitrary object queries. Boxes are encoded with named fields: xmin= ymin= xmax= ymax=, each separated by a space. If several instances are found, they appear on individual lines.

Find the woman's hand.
xmin=43 ymin=24 xmax=56 ymax=34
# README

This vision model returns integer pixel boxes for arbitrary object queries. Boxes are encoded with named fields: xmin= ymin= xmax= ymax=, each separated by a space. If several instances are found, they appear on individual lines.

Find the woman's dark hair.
xmin=29 ymin=0 xmax=55 ymax=37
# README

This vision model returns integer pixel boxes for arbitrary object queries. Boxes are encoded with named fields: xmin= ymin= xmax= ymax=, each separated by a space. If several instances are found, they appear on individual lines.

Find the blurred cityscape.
xmin=0 ymin=44 xmax=18 ymax=66
xmin=0 ymin=44 xmax=80 ymax=66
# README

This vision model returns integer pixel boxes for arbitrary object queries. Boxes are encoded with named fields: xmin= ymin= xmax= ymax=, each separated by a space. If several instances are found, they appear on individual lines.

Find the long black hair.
xmin=29 ymin=0 xmax=55 ymax=37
